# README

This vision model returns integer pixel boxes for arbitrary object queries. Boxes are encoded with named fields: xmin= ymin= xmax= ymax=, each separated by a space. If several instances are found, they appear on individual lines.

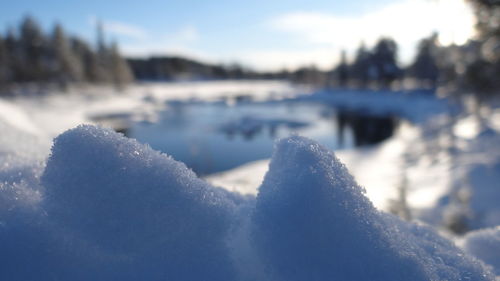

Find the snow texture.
xmin=251 ymin=135 xmax=494 ymax=281
xmin=0 ymin=125 xmax=496 ymax=281
xmin=0 ymin=119 xmax=46 ymax=230
xmin=463 ymin=226 xmax=500 ymax=275
xmin=4 ymin=125 xmax=238 ymax=281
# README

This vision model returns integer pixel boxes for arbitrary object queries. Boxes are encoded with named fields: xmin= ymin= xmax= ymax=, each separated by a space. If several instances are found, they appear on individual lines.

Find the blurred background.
xmin=0 ymin=0 xmax=499 ymax=236
xmin=1 ymin=0 xmax=497 ymax=90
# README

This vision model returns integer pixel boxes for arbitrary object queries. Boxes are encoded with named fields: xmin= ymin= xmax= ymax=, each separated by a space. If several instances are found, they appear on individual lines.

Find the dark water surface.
xmin=122 ymin=100 xmax=397 ymax=175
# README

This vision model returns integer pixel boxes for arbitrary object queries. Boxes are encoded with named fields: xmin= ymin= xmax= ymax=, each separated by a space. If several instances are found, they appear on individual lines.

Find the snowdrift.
xmin=463 ymin=226 xmax=500 ymax=276
xmin=0 ymin=125 xmax=495 ymax=280
xmin=41 ymin=125 xmax=237 ymax=280
xmin=252 ymin=136 xmax=494 ymax=281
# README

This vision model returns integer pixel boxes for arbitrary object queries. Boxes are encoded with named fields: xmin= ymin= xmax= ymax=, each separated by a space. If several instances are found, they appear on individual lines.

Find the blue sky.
xmin=1 ymin=0 xmax=475 ymax=71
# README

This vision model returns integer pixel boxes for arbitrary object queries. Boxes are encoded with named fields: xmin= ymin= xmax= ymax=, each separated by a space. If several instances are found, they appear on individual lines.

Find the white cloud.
xmin=88 ymin=21 xmax=204 ymax=62
xmin=89 ymin=16 xmax=149 ymax=39
xmin=103 ymin=21 xmax=149 ymax=40
xmin=91 ymin=0 xmax=476 ymax=71
xmin=172 ymin=25 xmax=199 ymax=43
xmin=269 ymin=0 xmax=476 ymax=64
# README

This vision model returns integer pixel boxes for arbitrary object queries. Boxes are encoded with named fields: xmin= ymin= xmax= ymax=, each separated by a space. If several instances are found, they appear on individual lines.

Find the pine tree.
xmin=109 ymin=41 xmax=133 ymax=89
xmin=350 ymin=42 xmax=372 ymax=88
xmin=372 ymin=38 xmax=401 ymax=88
xmin=51 ymin=23 xmax=83 ymax=88
xmin=0 ymin=35 xmax=9 ymax=92
xmin=335 ymin=50 xmax=349 ymax=87
xmin=409 ymin=34 xmax=439 ymax=88
xmin=4 ymin=28 xmax=21 ymax=83
xmin=94 ymin=20 xmax=112 ymax=83
xmin=70 ymin=37 xmax=99 ymax=83
xmin=0 ymin=16 xmax=134 ymax=89
xmin=96 ymin=20 xmax=106 ymax=57
xmin=19 ymin=15 xmax=48 ymax=82
xmin=464 ymin=0 xmax=500 ymax=95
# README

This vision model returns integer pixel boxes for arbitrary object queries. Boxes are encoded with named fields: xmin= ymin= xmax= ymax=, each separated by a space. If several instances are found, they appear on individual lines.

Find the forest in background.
xmin=0 ymin=16 xmax=133 ymax=91
xmin=0 ymin=0 xmax=498 ymax=99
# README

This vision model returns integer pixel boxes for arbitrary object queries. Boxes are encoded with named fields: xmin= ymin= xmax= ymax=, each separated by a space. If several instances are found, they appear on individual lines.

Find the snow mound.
xmin=40 ymin=125 xmax=237 ymax=280
xmin=1 ymin=126 xmax=495 ymax=281
xmin=0 ymin=119 xmax=46 ymax=227
xmin=463 ymin=226 xmax=500 ymax=275
xmin=252 ymin=135 xmax=494 ymax=281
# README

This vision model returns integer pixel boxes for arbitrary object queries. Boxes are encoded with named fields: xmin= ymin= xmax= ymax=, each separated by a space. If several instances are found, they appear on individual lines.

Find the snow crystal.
xmin=463 ymin=226 xmax=500 ymax=275
xmin=38 ymin=125 xmax=237 ymax=280
xmin=251 ymin=135 xmax=494 ymax=281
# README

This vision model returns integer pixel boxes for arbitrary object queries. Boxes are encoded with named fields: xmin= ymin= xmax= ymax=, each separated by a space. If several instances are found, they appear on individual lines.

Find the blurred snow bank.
xmin=0 ymin=81 xmax=300 ymax=139
xmin=0 ymin=126 xmax=495 ymax=280
xmin=461 ymin=226 xmax=500 ymax=276
xmin=306 ymin=89 xmax=453 ymax=123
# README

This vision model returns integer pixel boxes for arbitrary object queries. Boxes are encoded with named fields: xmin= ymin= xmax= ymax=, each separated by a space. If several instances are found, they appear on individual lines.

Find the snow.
xmin=418 ymin=121 xmax=500 ymax=233
xmin=0 ymin=124 xmax=495 ymax=280
xmin=306 ymin=89 xmax=454 ymax=123
xmin=1 ymin=81 xmax=298 ymax=140
xmin=462 ymin=226 xmax=500 ymax=275
xmin=0 ymin=99 xmax=42 ymax=136
xmin=454 ymin=114 xmax=483 ymax=139
xmin=39 ymin=125 xmax=237 ymax=280
xmin=209 ymin=109 xmax=500 ymax=235
xmin=251 ymin=135 xmax=493 ymax=281
xmin=140 ymin=80 xmax=302 ymax=103
xmin=206 ymin=159 xmax=269 ymax=195
xmin=0 ymin=119 xmax=48 ymax=211
xmin=207 ymin=121 xmax=449 ymax=212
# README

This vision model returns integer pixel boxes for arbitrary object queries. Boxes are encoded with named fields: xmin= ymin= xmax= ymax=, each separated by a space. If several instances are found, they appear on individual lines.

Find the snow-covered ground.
xmin=0 ymin=81 xmax=499 ymax=280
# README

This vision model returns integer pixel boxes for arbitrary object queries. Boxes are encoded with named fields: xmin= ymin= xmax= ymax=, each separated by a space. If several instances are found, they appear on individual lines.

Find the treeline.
xmin=461 ymin=0 xmax=500 ymax=96
xmin=1 ymin=0 xmax=498 ymax=98
xmin=0 ymin=16 xmax=133 ymax=92
xmin=128 ymin=57 xmax=265 ymax=81
xmin=320 ymin=35 xmax=439 ymax=90
xmin=305 ymin=0 xmax=500 ymax=98
xmin=323 ymin=32 xmax=498 ymax=96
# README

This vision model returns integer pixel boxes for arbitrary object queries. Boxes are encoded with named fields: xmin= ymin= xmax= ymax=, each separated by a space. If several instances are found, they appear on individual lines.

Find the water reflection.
xmin=96 ymin=101 xmax=399 ymax=175
xmin=337 ymin=111 xmax=398 ymax=146
xmin=219 ymin=116 xmax=309 ymax=140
